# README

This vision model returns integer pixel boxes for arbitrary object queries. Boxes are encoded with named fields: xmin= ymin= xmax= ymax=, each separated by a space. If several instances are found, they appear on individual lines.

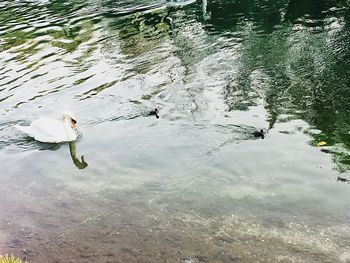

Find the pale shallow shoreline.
xmin=1 ymin=160 xmax=349 ymax=263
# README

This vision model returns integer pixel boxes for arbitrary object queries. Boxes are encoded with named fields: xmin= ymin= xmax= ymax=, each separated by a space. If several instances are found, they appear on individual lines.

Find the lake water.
xmin=0 ymin=0 xmax=350 ymax=262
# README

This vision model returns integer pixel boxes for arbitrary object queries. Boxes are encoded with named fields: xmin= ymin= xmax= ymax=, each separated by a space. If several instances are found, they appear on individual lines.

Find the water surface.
xmin=0 ymin=0 xmax=350 ymax=262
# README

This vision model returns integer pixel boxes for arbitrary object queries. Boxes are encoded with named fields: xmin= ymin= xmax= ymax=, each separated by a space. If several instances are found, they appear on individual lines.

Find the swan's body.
xmin=16 ymin=112 xmax=78 ymax=143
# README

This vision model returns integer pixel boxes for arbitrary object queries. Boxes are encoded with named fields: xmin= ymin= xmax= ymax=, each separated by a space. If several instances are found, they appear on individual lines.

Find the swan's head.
xmin=62 ymin=111 xmax=78 ymax=130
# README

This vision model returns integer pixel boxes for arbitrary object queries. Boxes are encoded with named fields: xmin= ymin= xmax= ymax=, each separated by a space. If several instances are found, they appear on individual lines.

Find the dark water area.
xmin=0 ymin=0 xmax=350 ymax=262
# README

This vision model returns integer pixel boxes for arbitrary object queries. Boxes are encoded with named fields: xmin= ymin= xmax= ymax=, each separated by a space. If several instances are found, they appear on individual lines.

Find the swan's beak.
xmin=71 ymin=119 xmax=78 ymax=130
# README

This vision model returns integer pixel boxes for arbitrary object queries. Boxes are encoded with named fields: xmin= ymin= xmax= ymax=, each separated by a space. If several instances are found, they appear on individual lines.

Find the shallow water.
xmin=0 ymin=0 xmax=350 ymax=262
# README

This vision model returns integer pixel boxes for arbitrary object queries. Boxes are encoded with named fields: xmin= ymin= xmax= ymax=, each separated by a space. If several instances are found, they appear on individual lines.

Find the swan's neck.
xmin=63 ymin=117 xmax=76 ymax=141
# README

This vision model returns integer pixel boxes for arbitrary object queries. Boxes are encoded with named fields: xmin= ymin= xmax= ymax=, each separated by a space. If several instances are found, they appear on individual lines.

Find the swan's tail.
xmin=15 ymin=125 xmax=33 ymax=137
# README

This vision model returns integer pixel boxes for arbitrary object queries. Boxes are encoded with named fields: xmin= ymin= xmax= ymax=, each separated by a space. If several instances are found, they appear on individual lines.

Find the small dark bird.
xmin=337 ymin=176 xmax=349 ymax=183
xmin=253 ymin=129 xmax=265 ymax=139
xmin=149 ymin=108 xmax=159 ymax=119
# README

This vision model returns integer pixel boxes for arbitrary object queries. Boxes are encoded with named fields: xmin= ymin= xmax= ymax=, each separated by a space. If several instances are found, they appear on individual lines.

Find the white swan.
xmin=16 ymin=111 xmax=79 ymax=143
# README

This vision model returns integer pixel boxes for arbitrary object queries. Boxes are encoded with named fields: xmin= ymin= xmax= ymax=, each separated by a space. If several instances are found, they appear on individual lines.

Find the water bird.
xmin=16 ymin=111 xmax=79 ymax=143
xmin=148 ymin=108 xmax=160 ymax=119
xmin=253 ymin=129 xmax=265 ymax=139
xmin=337 ymin=176 xmax=349 ymax=183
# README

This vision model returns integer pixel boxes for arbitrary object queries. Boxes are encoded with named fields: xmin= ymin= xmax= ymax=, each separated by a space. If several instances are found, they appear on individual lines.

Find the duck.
xmin=148 ymin=108 xmax=159 ymax=119
xmin=16 ymin=111 xmax=79 ymax=143
xmin=253 ymin=129 xmax=265 ymax=139
xmin=337 ymin=176 xmax=349 ymax=183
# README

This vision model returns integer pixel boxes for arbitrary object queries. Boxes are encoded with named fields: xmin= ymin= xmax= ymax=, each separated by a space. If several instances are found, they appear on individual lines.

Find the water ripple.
xmin=1 ymin=1 xmax=350 ymax=262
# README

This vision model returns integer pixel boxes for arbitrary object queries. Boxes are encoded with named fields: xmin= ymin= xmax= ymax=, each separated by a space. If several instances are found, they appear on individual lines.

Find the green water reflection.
xmin=201 ymin=0 xmax=350 ymax=171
